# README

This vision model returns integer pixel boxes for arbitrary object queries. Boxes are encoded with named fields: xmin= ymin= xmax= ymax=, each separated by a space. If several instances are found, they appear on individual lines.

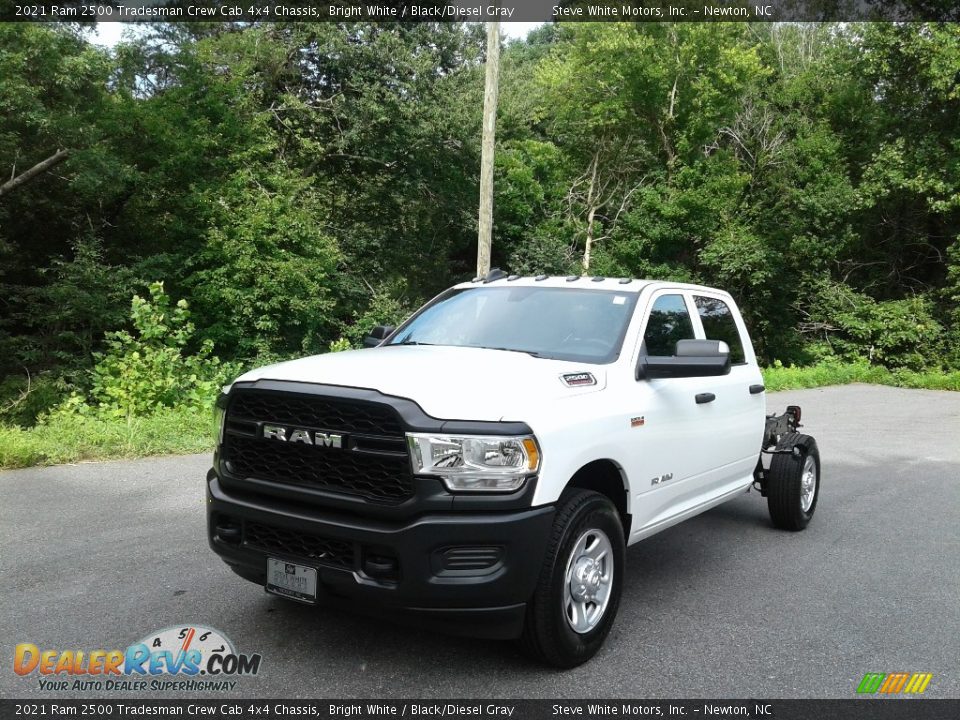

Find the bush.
xmin=0 ymin=373 xmax=64 ymax=427
xmin=0 ymin=282 xmax=234 ymax=470
xmin=5 ymin=235 xmax=139 ymax=374
xmin=804 ymin=282 xmax=945 ymax=370
xmin=72 ymin=281 xmax=235 ymax=421
xmin=327 ymin=337 xmax=353 ymax=353
xmin=333 ymin=284 xmax=417 ymax=349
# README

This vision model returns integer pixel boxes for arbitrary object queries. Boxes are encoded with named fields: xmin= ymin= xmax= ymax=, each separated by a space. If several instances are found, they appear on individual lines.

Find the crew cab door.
xmin=625 ymin=289 xmax=763 ymax=539
xmin=687 ymin=292 xmax=765 ymax=497
xmin=625 ymin=290 xmax=722 ymax=536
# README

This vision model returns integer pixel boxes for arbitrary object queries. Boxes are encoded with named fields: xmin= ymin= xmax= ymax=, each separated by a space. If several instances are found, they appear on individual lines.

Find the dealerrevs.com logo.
xmin=14 ymin=625 xmax=262 ymax=693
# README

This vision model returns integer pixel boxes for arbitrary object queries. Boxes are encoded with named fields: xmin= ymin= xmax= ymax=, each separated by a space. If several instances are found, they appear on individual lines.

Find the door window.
xmin=642 ymin=294 xmax=695 ymax=356
xmin=694 ymin=296 xmax=746 ymax=364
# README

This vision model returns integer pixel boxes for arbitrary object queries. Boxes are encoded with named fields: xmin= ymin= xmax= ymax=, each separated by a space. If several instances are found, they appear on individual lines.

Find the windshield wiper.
xmin=478 ymin=346 xmax=544 ymax=358
xmin=392 ymin=340 xmax=435 ymax=346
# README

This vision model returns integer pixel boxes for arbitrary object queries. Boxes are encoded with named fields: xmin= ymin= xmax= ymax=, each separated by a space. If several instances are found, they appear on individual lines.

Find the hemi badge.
xmin=631 ymin=416 xmax=645 ymax=427
xmin=561 ymin=372 xmax=596 ymax=387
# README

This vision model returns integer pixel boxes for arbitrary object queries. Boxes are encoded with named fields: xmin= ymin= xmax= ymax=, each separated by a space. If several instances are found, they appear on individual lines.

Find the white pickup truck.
xmin=208 ymin=272 xmax=820 ymax=667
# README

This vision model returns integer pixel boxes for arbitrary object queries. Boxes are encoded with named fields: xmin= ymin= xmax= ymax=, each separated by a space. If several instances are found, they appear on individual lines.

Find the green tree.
xmin=186 ymin=168 xmax=341 ymax=359
xmin=0 ymin=24 xmax=129 ymax=373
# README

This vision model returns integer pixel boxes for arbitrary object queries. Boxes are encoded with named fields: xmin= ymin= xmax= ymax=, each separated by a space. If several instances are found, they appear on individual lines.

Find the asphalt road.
xmin=2 ymin=384 xmax=958 ymax=700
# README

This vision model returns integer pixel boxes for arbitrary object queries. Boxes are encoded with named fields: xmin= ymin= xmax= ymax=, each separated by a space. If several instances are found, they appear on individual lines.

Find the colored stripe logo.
xmin=857 ymin=672 xmax=932 ymax=694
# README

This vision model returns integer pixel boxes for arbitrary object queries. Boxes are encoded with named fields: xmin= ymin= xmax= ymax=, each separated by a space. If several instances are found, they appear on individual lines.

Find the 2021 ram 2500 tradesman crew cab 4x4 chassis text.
xmin=207 ymin=273 xmax=820 ymax=667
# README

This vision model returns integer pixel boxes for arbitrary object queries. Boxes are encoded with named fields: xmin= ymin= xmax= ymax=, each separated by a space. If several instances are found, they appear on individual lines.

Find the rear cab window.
xmin=693 ymin=295 xmax=746 ymax=365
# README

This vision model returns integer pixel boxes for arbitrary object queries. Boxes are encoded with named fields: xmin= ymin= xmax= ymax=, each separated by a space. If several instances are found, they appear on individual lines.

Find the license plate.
xmin=265 ymin=558 xmax=318 ymax=604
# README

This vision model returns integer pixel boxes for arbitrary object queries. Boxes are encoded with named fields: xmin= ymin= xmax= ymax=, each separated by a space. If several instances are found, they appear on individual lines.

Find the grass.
xmin=1 ymin=361 xmax=958 ymax=470
xmin=0 ymin=407 xmax=213 ymax=470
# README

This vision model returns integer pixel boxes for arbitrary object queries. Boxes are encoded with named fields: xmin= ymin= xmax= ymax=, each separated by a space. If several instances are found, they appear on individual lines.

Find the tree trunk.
xmin=0 ymin=149 xmax=70 ymax=198
xmin=476 ymin=20 xmax=500 ymax=278
xmin=582 ymin=205 xmax=597 ymax=273
xmin=581 ymin=150 xmax=600 ymax=273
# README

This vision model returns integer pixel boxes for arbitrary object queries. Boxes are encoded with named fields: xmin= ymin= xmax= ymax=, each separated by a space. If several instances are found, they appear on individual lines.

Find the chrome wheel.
xmin=800 ymin=455 xmax=817 ymax=512
xmin=563 ymin=528 xmax=614 ymax=634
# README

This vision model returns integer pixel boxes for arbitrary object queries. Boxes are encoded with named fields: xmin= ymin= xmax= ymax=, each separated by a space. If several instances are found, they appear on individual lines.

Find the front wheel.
xmin=520 ymin=490 xmax=625 ymax=668
xmin=767 ymin=433 xmax=820 ymax=531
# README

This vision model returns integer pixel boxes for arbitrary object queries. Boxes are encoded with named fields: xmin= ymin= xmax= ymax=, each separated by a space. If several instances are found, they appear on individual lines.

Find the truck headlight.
xmin=406 ymin=433 xmax=541 ymax=492
xmin=213 ymin=392 xmax=228 ymax=445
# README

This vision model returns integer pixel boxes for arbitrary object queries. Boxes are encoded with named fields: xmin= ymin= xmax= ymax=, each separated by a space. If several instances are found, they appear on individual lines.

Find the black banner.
xmin=2 ymin=0 xmax=960 ymax=23
xmin=2 ymin=700 xmax=960 ymax=720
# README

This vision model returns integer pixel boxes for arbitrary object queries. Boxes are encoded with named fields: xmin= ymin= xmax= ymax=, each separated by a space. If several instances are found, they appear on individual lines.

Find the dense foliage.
xmin=1 ymin=22 xmax=958 ymax=425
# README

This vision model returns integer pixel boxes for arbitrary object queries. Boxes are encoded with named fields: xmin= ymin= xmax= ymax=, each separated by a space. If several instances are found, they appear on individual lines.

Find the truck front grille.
xmin=229 ymin=391 xmax=403 ymax=436
xmin=223 ymin=434 xmax=413 ymax=502
xmin=243 ymin=521 xmax=354 ymax=569
xmin=222 ymin=389 xmax=414 ymax=504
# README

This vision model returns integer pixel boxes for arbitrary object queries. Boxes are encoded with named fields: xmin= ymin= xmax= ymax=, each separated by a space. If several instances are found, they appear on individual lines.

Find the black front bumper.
xmin=206 ymin=470 xmax=555 ymax=639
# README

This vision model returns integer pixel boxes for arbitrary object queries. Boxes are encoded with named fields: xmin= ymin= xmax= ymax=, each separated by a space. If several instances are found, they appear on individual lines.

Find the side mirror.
xmin=638 ymin=339 xmax=731 ymax=379
xmin=362 ymin=325 xmax=395 ymax=348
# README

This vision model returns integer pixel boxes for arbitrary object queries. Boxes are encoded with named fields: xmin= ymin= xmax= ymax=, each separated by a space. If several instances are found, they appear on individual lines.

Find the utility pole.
xmin=476 ymin=20 xmax=500 ymax=278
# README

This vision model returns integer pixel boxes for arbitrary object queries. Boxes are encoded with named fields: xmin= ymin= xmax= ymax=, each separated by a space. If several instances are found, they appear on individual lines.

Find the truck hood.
xmin=232 ymin=345 xmax=607 ymax=422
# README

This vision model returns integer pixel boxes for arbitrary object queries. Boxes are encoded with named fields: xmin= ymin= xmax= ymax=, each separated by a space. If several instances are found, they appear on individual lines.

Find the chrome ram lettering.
xmin=261 ymin=424 xmax=343 ymax=448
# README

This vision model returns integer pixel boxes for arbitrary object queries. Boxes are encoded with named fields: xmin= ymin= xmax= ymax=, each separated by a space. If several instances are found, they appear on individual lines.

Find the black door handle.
xmin=749 ymin=384 xmax=765 ymax=394
xmin=695 ymin=393 xmax=716 ymax=404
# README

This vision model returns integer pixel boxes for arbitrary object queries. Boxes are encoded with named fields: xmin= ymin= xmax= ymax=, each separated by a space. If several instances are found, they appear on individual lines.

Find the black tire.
xmin=520 ymin=489 xmax=625 ymax=668
xmin=767 ymin=433 xmax=820 ymax=531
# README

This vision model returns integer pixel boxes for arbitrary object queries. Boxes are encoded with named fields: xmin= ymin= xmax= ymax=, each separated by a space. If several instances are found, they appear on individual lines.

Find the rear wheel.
xmin=521 ymin=490 xmax=624 ymax=668
xmin=767 ymin=433 xmax=820 ymax=531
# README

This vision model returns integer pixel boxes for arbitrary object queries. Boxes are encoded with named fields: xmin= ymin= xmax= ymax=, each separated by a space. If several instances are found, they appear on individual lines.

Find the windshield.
xmin=387 ymin=286 xmax=639 ymax=364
